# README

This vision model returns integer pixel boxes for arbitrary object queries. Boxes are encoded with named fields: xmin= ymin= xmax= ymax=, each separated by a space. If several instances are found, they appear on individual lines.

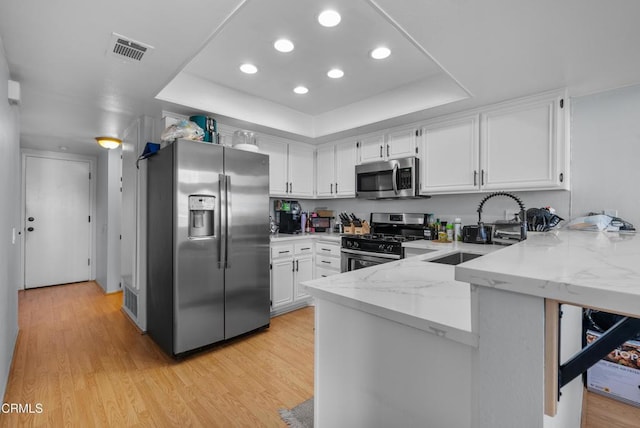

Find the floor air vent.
xmin=124 ymin=286 xmax=138 ymax=317
xmin=108 ymin=33 xmax=153 ymax=62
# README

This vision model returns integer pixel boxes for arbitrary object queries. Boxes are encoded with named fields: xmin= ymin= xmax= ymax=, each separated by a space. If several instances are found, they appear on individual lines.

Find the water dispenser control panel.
xmin=188 ymin=195 xmax=215 ymax=238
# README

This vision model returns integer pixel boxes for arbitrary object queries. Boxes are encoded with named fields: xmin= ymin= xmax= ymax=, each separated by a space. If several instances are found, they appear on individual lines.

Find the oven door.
xmin=341 ymin=248 xmax=399 ymax=272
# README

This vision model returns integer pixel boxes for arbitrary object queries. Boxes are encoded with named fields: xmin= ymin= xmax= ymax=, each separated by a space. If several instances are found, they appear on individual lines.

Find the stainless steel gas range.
xmin=341 ymin=213 xmax=427 ymax=272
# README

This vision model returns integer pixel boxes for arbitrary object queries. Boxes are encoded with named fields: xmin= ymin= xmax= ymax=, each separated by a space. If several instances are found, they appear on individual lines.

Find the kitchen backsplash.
xmin=273 ymin=189 xmax=571 ymax=229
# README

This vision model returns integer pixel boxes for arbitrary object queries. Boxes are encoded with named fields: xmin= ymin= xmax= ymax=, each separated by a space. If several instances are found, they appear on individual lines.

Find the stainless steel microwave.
xmin=355 ymin=157 xmax=426 ymax=199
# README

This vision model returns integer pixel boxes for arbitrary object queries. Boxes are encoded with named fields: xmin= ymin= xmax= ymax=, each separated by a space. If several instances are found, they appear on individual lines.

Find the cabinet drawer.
xmin=315 ymin=242 xmax=340 ymax=257
xmin=294 ymin=241 xmax=314 ymax=255
xmin=315 ymin=266 xmax=340 ymax=279
xmin=316 ymin=255 xmax=340 ymax=270
xmin=271 ymin=243 xmax=294 ymax=259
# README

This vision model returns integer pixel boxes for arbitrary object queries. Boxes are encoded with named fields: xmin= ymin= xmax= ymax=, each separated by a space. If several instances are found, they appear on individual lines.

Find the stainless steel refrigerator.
xmin=146 ymin=139 xmax=270 ymax=356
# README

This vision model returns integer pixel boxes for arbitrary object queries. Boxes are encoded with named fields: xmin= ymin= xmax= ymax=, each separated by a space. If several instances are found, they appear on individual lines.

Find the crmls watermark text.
xmin=1 ymin=403 xmax=44 ymax=414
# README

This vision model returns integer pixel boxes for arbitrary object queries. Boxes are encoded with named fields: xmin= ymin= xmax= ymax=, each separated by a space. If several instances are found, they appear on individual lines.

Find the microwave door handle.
xmin=392 ymin=164 xmax=399 ymax=194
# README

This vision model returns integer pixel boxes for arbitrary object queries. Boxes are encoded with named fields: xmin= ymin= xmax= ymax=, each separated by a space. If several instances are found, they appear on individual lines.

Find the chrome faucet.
xmin=477 ymin=192 xmax=527 ymax=243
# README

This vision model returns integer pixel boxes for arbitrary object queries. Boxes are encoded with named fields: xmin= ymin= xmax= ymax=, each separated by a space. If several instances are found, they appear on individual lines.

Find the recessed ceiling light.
xmin=318 ymin=10 xmax=341 ymax=27
xmin=274 ymin=38 xmax=294 ymax=53
xmin=240 ymin=63 xmax=258 ymax=74
xmin=293 ymin=86 xmax=309 ymax=95
xmin=327 ymin=68 xmax=344 ymax=79
xmin=370 ymin=47 xmax=391 ymax=60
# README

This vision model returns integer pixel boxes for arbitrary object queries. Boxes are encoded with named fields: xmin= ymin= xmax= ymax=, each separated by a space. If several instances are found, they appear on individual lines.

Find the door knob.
xmin=27 ymin=227 xmax=34 ymax=232
xmin=28 ymin=217 xmax=34 ymax=222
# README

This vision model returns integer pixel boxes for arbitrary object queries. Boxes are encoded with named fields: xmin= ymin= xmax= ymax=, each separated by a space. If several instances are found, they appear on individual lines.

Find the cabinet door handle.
xmin=335 ymin=183 xmax=338 ymax=193
xmin=380 ymin=145 xmax=383 ymax=158
xmin=473 ymin=170 xmax=478 ymax=186
xmin=292 ymin=260 xmax=295 ymax=272
xmin=301 ymin=247 xmax=311 ymax=251
xmin=321 ymin=260 xmax=331 ymax=264
xmin=330 ymin=183 xmax=333 ymax=194
xmin=321 ymin=248 xmax=331 ymax=252
xmin=278 ymin=250 xmax=290 ymax=254
xmin=296 ymin=259 xmax=299 ymax=272
xmin=481 ymin=170 xmax=485 ymax=186
xmin=387 ymin=144 xmax=390 ymax=158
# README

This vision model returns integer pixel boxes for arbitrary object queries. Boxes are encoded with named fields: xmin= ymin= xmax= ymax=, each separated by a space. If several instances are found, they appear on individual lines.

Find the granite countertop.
xmin=270 ymin=232 xmax=342 ymax=243
xmin=301 ymin=240 xmax=502 ymax=347
xmin=456 ymin=229 xmax=640 ymax=318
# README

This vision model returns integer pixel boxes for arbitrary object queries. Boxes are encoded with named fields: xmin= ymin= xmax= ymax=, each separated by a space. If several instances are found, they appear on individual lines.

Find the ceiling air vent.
xmin=108 ymin=32 xmax=154 ymax=62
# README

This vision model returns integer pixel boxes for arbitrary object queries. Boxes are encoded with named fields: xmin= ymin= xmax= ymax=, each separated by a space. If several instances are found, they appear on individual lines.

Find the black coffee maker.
xmin=274 ymin=200 xmax=302 ymax=234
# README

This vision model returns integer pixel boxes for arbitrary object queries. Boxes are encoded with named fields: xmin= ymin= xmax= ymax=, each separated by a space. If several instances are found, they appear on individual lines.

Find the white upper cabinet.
xmin=315 ymin=140 xmax=357 ymax=198
xmin=419 ymin=115 xmax=480 ymax=194
xmin=258 ymin=137 xmax=314 ymax=197
xmin=358 ymin=127 xmax=417 ymax=164
xmin=480 ymin=94 xmax=568 ymax=191
xmin=258 ymin=138 xmax=288 ymax=195
xmin=288 ymin=144 xmax=315 ymax=197
xmin=334 ymin=142 xmax=357 ymax=196
xmin=386 ymin=126 xmax=418 ymax=160
xmin=418 ymin=90 xmax=569 ymax=194
xmin=358 ymin=133 xmax=386 ymax=164
xmin=316 ymin=145 xmax=335 ymax=197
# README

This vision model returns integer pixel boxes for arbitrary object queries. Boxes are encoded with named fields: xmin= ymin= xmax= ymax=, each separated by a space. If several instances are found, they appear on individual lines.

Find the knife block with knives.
xmin=339 ymin=212 xmax=370 ymax=235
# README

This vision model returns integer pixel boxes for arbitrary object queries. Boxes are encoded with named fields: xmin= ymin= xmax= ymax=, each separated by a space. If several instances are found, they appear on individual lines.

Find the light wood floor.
xmin=2 ymin=281 xmax=639 ymax=427
xmin=1 ymin=282 xmax=314 ymax=427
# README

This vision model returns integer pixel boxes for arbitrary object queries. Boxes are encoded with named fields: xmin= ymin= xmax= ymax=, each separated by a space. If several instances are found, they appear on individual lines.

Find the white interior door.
xmin=24 ymin=156 xmax=91 ymax=288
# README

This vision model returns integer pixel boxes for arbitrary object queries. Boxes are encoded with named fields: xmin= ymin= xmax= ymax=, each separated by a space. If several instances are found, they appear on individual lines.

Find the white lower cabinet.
xmin=270 ymin=240 xmax=313 ymax=315
xmin=314 ymin=241 xmax=341 ymax=278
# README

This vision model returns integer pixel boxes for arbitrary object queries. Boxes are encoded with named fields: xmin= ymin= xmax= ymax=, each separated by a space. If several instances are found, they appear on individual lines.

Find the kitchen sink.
xmin=425 ymin=251 xmax=484 ymax=266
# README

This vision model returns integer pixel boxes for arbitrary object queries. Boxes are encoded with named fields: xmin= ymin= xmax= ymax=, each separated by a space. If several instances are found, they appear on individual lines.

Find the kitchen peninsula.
xmin=301 ymin=230 xmax=640 ymax=428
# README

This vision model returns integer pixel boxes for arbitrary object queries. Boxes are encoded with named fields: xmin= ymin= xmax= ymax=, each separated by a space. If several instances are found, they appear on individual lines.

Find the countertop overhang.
xmin=455 ymin=230 xmax=640 ymax=318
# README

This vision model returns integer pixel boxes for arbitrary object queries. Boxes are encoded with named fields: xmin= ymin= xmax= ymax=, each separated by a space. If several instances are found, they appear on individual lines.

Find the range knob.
xmin=385 ymin=244 xmax=395 ymax=253
xmin=352 ymin=241 xmax=359 ymax=249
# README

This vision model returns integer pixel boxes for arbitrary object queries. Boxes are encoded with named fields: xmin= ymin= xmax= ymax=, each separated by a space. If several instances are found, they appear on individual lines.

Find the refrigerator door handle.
xmin=218 ymin=174 xmax=226 ymax=269
xmin=225 ymin=175 xmax=232 ymax=269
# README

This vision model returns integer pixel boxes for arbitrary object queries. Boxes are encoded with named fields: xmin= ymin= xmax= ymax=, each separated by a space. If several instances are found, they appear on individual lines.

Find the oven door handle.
xmin=392 ymin=163 xmax=399 ymax=195
xmin=341 ymin=248 xmax=400 ymax=260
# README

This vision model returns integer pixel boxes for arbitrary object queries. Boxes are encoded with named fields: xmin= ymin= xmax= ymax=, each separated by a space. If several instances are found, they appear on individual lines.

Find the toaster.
xmin=462 ymin=224 xmax=494 ymax=244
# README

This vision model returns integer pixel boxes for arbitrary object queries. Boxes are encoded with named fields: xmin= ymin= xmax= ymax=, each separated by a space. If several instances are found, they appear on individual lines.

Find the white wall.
xmin=0 ymin=37 xmax=21 ymax=400
xmin=571 ymin=85 xmax=640 ymax=227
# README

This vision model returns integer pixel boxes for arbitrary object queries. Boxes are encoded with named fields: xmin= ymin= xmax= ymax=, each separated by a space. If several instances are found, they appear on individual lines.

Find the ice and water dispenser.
xmin=188 ymin=195 xmax=215 ymax=238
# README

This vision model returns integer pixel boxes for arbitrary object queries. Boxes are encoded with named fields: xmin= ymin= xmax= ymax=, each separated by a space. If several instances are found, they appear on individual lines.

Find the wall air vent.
xmin=108 ymin=32 xmax=154 ymax=63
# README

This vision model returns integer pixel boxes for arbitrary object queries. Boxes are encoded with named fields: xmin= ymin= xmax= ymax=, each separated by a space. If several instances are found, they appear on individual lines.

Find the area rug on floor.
xmin=279 ymin=398 xmax=313 ymax=428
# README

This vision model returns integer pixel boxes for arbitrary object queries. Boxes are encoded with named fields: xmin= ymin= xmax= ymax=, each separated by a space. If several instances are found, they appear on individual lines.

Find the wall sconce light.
xmin=95 ymin=136 xmax=122 ymax=149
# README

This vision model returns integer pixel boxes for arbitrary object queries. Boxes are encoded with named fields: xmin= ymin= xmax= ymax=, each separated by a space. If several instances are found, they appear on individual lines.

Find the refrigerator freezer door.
xmin=174 ymin=140 xmax=225 ymax=354
xmin=223 ymin=147 xmax=270 ymax=339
